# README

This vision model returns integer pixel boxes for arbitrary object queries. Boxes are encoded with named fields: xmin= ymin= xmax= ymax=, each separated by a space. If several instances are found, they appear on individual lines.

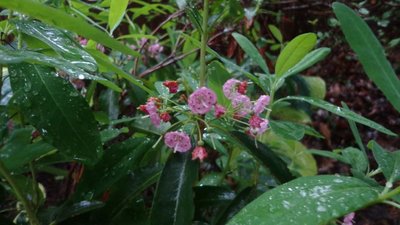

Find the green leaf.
xmin=269 ymin=120 xmax=305 ymax=141
xmin=74 ymin=137 xmax=154 ymax=200
xmin=302 ymin=76 xmax=326 ymax=99
xmin=208 ymin=61 xmax=231 ymax=106
xmin=13 ymin=19 xmax=97 ymax=72
xmin=231 ymin=131 xmax=294 ymax=183
xmin=280 ymin=48 xmax=330 ymax=79
xmin=109 ymin=0 xmax=129 ymax=34
xmin=333 ymin=2 xmax=400 ymax=112
xmin=368 ymin=141 xmax=400 ymax=182
xmin=41 ymin=201 xmax=104 ymax=224
xmin=261 ymin=131 xmax=317 ymax=177
xmin=280 ymin=96 xmax=396 ymax=136
xmin=268 ymin=25 xmax=283 ymax=43
xmin=227 ymin=175 xmax=380 ymax=225
xmin=342 ymin=147 xmax=368 ymax=173
xmin=275 ymin=33 xmax=317 ymax=76
xmin=0 ymin=0 xmax=138 ymax=57
xmin=232 ymin=33 xmax=270 ymax=75
xmin=150 ymin=152 xmax=198 ymax=225
xmin=194 ymin=186 xmax=235 ymax=209
xmin=0 ymin=128 xmax=55 ymax=171
xmin=0 ymin=46 xmax=122 ymax=92
xmin=87 ymin=49 xmax=153 ymax=94
xmin=9 ymin=63 xmax=103 ymax=165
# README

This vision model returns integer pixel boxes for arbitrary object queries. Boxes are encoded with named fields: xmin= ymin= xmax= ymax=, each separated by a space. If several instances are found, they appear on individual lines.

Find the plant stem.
xmin=199 ymin=0 xmax=209 ymax=87
xmin=0 ymin=65 xmax=3 ymax=98
xmin=0 ymin=161 xmax=41 ymax=225
xmin=379 ymin=185 xmax=400 ymax=201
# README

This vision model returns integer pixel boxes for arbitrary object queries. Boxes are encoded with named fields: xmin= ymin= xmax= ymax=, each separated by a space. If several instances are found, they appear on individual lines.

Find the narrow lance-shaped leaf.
xmin=0 ymin=0 xmax=139 ymax=57
xmin=9 ymin=63 xmax=103 ymax=165
xmin=279 ymin=96 xmax=397 ymax=136
xmin=13 ymin=19 xmax=97 ymax=72
xmin=108 ymin=0 xmax=129 ymax=34
xmin=333 ymin=2 xmax=400 ymax=112
xmin=227 ymin=175 xmax=380 ymax=225
xmin=275 ymin=33 xmax=317 ymax=76
xmin=150 ymin=152 xmax=198 ymax=225
xmin=232 ymin=33 xmax=270 ymax=75
xmin=280 ymin=47 xmax=331 ymax=79
xmin=0 ymin=47 xmax=122 ymax=92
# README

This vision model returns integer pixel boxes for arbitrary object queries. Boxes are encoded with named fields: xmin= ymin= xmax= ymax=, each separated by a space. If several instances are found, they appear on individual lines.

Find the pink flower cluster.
xmin=223 ymin=78 xmax=271 ymax=136
xmin=138 ymin=97 xmax=171 ymax=127
xmin=188 ymin=87 xmax=218 ymax=114
xmin=164 ymin=131 xmax=191 ymax=153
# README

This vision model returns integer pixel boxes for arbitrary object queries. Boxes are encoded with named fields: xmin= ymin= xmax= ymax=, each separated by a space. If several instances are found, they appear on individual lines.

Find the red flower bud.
xmin=192 ymin=146 xmax=208 ymax=162
xmin=160 ymin=112 xmax=171 ymax=122
xmin=238 ymin=81 xmax=247 ymax=95
xmin=163 ymin=80 xmax=179 ymax=93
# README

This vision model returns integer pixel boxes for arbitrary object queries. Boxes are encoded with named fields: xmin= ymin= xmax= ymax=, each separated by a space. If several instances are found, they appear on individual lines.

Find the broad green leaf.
xmin=280 ymin=96 xmax=396 ymax=136
xmin=231 ymin=131 xmax=294 ymax=183
xmin=227 ymin=175 xmax=380 ymax=225
xmin=150 ymin=152 xmax=198 ymax=225
xmin=40 ymin=201 xmax=104 ymax=224
xmin=87 ymin=49 xmax=153 ymax=94
xmin=74 ymin=137 xmax=154 ymax=200
xmin=275 ymin=33 xmax=317 ymax=76
xmin=280 ymin=48 xmax=330 ymax=79
xmin=268 ymin=25 xmax=283 ymax=43
xmin=269 ymin=120 xmax=305 ymax=141
xmin=302 ymin=76 xmax=326 ymax=99
xmin=261 ymin=131 xmax=317 ymax=177
xmin=232 ymin=32 xmax=270 ymax=75
xmin=333 ymin=2 xmax=400 ymax=112
xmin=208 ymin=61 xmax=231 ymax=106
xmin=270 ymin=105 xmax=311 ymax=124
xmin=342 ymin=147 xmax=368 ymax=173
xmin=0 ymin=46 xmax=122 ymax=92
xmin=368 ymin=141 xmax=400 ymax=182
xmin=9 ymin=63 xmax=103 ymax=165
xmin=0 ymin=128 xmax=55 ymax=171
xmin=100 ymin=127 xmax=129 ymax=143
xmin=109 ymin=0 xmax=129 ymax=34
xmin=0 ymin=0 xmax=139 ymax=57
xmin=13 ymin=19 xmax=97 ymax=72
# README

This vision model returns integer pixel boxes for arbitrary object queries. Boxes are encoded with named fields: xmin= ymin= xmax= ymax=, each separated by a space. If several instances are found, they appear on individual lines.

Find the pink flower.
xmin=253 ymin=95 xmax=270 ymax=115
xmin=164 ymin=131 xmax=192 ymax=153
xmin=214 ymin=104 xmax=226 ymax=118
xmin=146 ymin=101 xmax=161 ymax=127
xmin=232 ymin=95 xmax=252 ymax=117
xmin=79 ymin=38 xmax=88 ymax=46
xmin=223 ymin=79 xmax=241 ymax=99
xmin=148 ymin=43 xmax=164 ymax=57
xmin=342 ymin=213 xmax=355 ymax=225
xmin=192 ymin=146 xmax=208 ymax=162
xmin=249 ymin=115 xmax=269 ymax=136
xmin=188 ymin=87 xmax=217 ymax=114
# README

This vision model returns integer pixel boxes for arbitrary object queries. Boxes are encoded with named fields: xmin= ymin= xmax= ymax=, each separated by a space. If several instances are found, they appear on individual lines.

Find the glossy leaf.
xmin=109 ymin=0 xmax=129 ymax=34
xmin=0 ymin=47 xmax=122 ymax=92
xmin=194 ymin=186 xmax=235 ymax=209
xmin=0 ymin=0 xmax=139 ymax=57
xmin=275 ymin=33 xmax=317 ymax=76
xmin=43 ymin=201 xmax=104 ymax=224
xmin=0 ymin=128 xmax=55 ymax=171
xmin=227 ymin=175 xmax=380 ymax=225
xmin=9 ymin=63 xmax=103 ymax=165
xmin=231 ymin=132 xmax=294 ymax=183
xmin=232 ymin=32 xmax=270 ymax=75
xmin=368 ymin=141 xmax=400 ymax=182
xmin=281 ymin=96 xmax=396 ymax=136
xmin=150 ymin=152 xmax=198 ymax=225
xmin=281 ymin=48 xmax=330 ymax=79
xmin=75 ymin=137 xmax=154 ymax=200
xmin=269 ymin=120 xmax=305 ymax=141
xmin=333 ymin=2 xmax=400 ymax=112
xmin=342 ymin=147 xmax=368 ymax=173
xmin=302 ymin=76 xmax=326 ymax=99
xmin=13 ymin=19 xmax=97 ymax=72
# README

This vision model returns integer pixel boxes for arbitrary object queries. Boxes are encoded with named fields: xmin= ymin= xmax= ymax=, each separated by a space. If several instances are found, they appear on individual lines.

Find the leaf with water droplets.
xmin=227 ymin=175 xmax=380 ymax=225
xmin=280 ymin=96 xmax=396 ymax=136
xmin=13 ymin=20 xmax=97 ymax=72
xmin=8 ymin=63 xmax=103 ymax=165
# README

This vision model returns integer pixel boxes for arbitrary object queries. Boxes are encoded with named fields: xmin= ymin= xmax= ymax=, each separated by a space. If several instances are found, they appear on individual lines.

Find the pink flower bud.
xmin=192 ymin=146 xmax=208 ymax=162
